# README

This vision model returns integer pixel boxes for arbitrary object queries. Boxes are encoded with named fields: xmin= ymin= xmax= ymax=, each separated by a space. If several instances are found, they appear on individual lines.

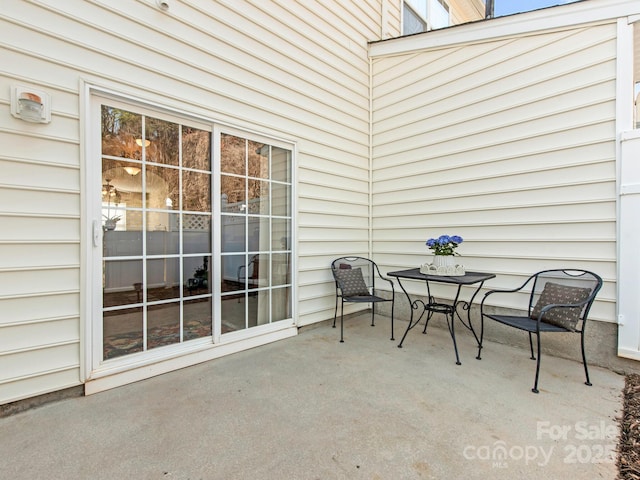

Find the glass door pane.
xmin=220 ymin=133 xmax=292 ymax=334
xmin=100 ymin=105 xmax=212 ymax=361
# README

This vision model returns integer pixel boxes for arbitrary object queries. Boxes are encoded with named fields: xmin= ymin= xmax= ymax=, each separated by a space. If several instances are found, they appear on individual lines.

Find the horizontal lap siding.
xmin=0 ymin=50 xmax=82 ymax=405
xmin=371 ymin=22 xmax=617 ymax=322
xmin=0 ymin=0 xmax=382 ymax=403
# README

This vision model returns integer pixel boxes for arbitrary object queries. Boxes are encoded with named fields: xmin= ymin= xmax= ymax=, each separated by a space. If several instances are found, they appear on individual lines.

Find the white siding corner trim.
xmin=616 ymin=17 xmax=640 ymax=361
xmin=617 ymin=129 xmax=640 ymax=361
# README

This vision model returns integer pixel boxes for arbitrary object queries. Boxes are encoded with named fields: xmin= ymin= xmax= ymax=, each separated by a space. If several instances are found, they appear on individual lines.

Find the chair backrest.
xmin=238 ymin=254 xmax=259 ymax=280
xmin=331 ymin=257 xmax=380 ymax=295
xmin=527 ymin=269 xmax=602 ymax=330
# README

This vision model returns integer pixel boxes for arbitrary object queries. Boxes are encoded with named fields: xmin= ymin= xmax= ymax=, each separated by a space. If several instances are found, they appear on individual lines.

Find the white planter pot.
xmin=433 ymin=255 xmax=455 ymax=268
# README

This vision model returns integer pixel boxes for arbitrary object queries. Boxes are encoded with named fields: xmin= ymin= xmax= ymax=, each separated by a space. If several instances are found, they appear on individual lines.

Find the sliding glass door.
xmin=100 ymin=105 xmax=213 ymax=360
xmin=219 ymin=133 xmax=292 ymax=333
xmin=93 ymin=98 xmax=293 ymax=366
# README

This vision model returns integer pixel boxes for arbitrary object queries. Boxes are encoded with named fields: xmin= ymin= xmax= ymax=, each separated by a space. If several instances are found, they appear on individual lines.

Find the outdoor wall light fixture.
xmin=10 ymin=86 xmax=51 ymax=123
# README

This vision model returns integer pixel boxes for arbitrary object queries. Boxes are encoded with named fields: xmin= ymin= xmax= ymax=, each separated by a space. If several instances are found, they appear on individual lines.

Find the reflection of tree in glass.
xmin=182 ymin=127 xmax=210 ymax=171
xmin=221 ymin=134 xmax=246 ymax=205
xmin=248 ymin=140 xmax=268 ymax=179
xmin=101 ymin=111 xmax=267 ymax=214
xmin=146 ymin=116 xmax=179 ymax=166
xmin=182 ymin=128 xmax=212 ymax=212
xmin=221 ymin=176 xmax=244 ymax=205
xmin=101 ymin=106 xmax=143 ymax=160
xmin=183 ymin=170 xmax=210 ymax=212
xmin=221 ymin=134 xmax=245 ymax=174
xmin=101 ymin=107 xmax=182 ymax=167
xmin=220 ymin=134 xmax=268 ymax=207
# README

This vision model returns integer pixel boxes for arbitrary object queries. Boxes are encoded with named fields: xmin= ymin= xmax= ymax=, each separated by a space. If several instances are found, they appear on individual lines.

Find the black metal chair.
xmin=237 ymin=254 xmax=259 ymax=302
xmin=331 ymin=256 xmax=395 ymax=343
xmin=478 ymin=269 xmax=603 ymax=393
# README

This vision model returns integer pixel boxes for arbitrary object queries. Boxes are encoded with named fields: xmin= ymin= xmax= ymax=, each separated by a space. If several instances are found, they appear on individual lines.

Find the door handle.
xmin=92 ymin=220 xmax=101 ymax=247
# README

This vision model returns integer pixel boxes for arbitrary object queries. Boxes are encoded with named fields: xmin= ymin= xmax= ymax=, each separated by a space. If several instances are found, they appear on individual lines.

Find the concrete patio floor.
xmin=0 ymin=313 xmax=624 ymax=479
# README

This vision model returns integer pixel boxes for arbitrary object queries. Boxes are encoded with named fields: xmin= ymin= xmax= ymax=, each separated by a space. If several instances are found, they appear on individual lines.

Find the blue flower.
xmin=425 ymin=234 xmax=464 ymax=256
xmin=437 ymin=235 xmax=451 ymax=245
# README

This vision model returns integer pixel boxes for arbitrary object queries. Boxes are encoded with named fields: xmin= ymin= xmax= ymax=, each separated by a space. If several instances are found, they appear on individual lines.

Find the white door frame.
xmin=80 ymin=84 xmax=298 ymax=394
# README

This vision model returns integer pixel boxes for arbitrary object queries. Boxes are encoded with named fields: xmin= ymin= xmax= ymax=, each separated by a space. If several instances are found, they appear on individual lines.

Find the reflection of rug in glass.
xmin=103 ymin=319 xmax=213 ymax=360
xmin=104 ymin=334 xmax=143 ymax=360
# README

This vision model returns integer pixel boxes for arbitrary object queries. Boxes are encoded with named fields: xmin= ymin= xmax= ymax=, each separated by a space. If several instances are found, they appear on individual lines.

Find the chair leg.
xmin=333 ymin=296 xmax=338 ymax=328
xmin=370 ymin=305 xmax=375 ymax=327
xmin=390 ymin=300 xmax=395 ymax=341
xmin=581 ymin=330 xmax=592 ymax=387
xmin=476 ymin=315 xmax=484 ymax=360
xmin=532 ymin=332 xmax=541 ymax=394
xmin=340 ymin=300 xmax=345 ymax=343
xmin=528 ymin=332 xmax=536 ymax=360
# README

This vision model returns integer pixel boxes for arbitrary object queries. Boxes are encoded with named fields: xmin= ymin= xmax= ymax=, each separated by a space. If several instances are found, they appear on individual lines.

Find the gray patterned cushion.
xmin=334 ymin=267 xmax=369 ymax=297
xmin=530 ymin=282 xmax=592 ymax=331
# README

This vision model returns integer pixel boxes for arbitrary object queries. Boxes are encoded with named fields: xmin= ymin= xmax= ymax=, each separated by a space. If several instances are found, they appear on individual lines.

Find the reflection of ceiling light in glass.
xmin=123 ymin=166 xmax=141 ymax=176
xmin=102 ymin=178 xmax=113 ymax=197
xmin=135 ymin=138 xmax=151 ymax=147
xmin=101 ymin=179 xmax=121 ymax=203
xmin=165 ymin=197 xmax=173 ymax=207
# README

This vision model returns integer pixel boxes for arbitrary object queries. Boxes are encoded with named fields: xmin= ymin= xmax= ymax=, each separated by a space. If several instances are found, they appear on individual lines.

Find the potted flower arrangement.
xmin=426 ymin=234 xmax=463 ymax=268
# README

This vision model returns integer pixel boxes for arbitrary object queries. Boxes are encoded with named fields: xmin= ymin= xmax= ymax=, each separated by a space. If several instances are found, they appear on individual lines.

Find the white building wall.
xmin=0 ymin=0 xmax=383 ymax=405
xmin=370 ymin=20 xmax=619 ymax=324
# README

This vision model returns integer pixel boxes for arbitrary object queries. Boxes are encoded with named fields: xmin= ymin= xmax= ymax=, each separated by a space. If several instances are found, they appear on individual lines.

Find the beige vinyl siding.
xmin=0 ymin=0 xmax=385 ymax=404
xmin=382 ymin=0 xmax=402 ymax=39
xmin=449 ymin=0 xmax=485 ymax=25
xmin=0 ymin=95 xmax=82 ymax=403
xmin=370 ymin=22 xmax=618 ymax=324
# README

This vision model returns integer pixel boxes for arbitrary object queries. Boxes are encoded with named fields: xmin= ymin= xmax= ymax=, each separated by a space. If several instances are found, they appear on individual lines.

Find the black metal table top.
xmin=387 ymin=268 xmax=496 ymax=285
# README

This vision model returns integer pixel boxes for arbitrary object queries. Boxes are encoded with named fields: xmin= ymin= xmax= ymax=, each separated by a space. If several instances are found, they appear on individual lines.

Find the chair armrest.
xmin=484 ymin=284 xmax=527 ymax=296
xmin=481 ymin=274 xmax=535 ymax=307
xmin=371 ymin=276 xmax=395 ymax=296
xmin=379 ymin=276 xmax=395 ymax=292
xmin=480 ymin=284 xmax=533 ymax=314
xmin=481 ymin=286 xmax=524 ymax=305
xmin=534 ymin=299 xmax=590 ymax=320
